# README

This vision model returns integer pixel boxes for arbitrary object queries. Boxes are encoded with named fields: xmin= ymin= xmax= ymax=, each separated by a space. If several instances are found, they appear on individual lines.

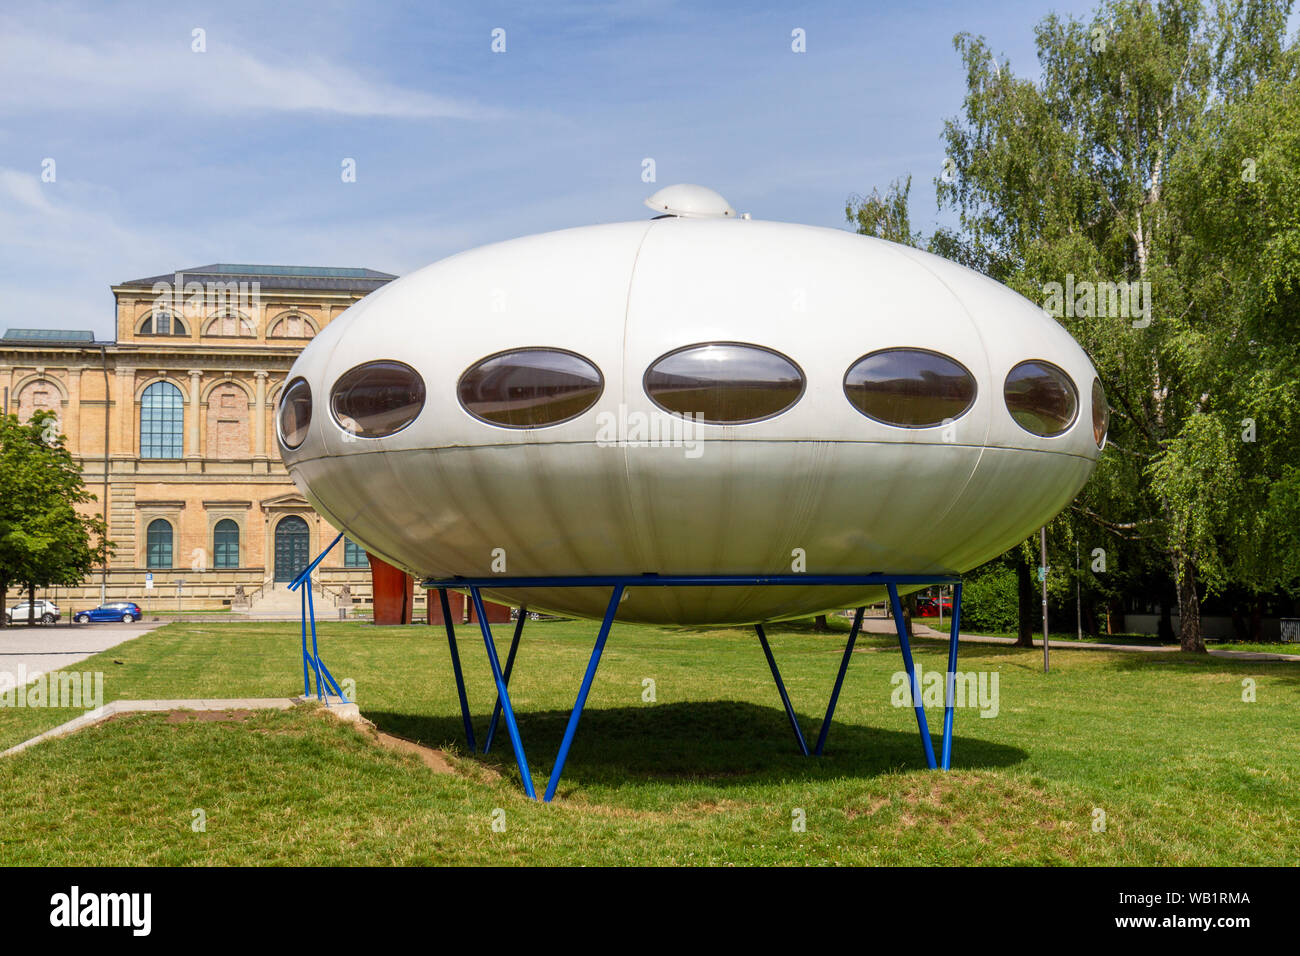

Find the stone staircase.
xmin=237 ymin=581 xmax=343 ymax=620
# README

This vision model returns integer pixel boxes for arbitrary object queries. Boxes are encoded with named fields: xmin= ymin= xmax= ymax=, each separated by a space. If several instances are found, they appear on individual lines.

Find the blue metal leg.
xmin=300 ymin=587 xmax=310 ymax=697
xmin=543 ymin=586 xmax=624 ymax=802
xmin=306 ymin=582 xmax=328 ymax=702
xmin=439 ymin=588 xmax=477 ymax=754
xmin=484 ymin=607 xmax=526 ymax=754
xmin=813 ymin=606 xmax=866 ymax=756
xmin=887 ymin=583 xmax=937 ymax=769
xmin=470 ymin=587 xmax=535 ymax=799
xmin=941 ymin=584 xmax=962 ymax=771
xmin=755 ymin=623 xmax=810 ymax=756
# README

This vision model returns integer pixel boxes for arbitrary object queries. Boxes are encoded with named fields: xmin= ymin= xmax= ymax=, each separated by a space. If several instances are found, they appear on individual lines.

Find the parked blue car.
xmin=74 ymin=602 xmax=143 ymax=624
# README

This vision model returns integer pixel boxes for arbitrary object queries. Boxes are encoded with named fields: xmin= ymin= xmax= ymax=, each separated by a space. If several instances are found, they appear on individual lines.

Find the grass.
xmin=0 ymin=617 xmax=1296 ymax=865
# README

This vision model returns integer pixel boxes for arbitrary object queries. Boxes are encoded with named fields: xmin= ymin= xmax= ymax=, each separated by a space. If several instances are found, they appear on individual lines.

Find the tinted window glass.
xmin=140 ymin=381 xmax=185 ymax=458
xmin=644 ymin=343 xmax=804 ymax=424
xmin=330 ymin=361 xmax=425 ymax=438
xmin=844 ymin=349 xmax=977 ymax=427
xmin=1091 ymin=378 xmax=1109 ymax=448
xmin=1004 ymin=361 xmax=1078 ymax=437
xmin=146 ymin=518 xmax=173 ymax=569
xmin=278 ymin=378 xmax=312 ymax=449
xmin=459 ymin=348 xmax=603 ymax=427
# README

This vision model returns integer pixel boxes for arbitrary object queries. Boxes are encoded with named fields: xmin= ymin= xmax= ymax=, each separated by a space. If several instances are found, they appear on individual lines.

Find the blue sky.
xmin=4 ymin=0 xmax=1271 ymax=339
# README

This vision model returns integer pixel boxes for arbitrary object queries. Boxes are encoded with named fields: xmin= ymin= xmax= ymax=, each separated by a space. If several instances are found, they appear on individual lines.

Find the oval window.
xmin=278 ymin=378 xmax=312 ymax=449
xmin=1091 ymin=377 xmax=1109 ymax=448
xmin=329 ymin=361 xmax=426 ymax=438
xmin=844 ymin=349 xmax=977 ymax=428
xmin=458 ymin=348 xmax=603 ymax=427
xmin=644 ymin=343 xmax=804 ymax=424
xmin=1004 ymin=360 xmax=1078 ymax=437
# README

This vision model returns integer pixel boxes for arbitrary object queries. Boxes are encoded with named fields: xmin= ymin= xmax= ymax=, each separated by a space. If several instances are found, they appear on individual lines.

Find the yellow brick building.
xmin=1 ymin=264 xmax=396 ymax=615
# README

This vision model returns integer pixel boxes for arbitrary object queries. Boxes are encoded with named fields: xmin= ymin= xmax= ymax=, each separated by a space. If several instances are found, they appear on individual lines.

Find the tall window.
xmin=344 ymin=537 xmax=367 ymax=568
xmin=140 ymin=381 xmax=184 ymax=458
xmin=146 ymin=519 xmax=173 ymax=569
xmin=213 ymin=519 xmax=239 ymax=569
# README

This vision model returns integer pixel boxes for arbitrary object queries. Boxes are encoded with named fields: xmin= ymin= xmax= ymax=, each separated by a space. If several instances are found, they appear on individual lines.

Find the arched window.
xmin=139 ymin=311 xmax=188 ymax=336
xmin=140 ymin=381 xmax=185 ymax=458
xmin=146 ymin=519 xmax=173 ymax=569
xmin=213 ymin=519 xmax=239 ymax=569
xmin=344 ymin=537 xmax=367 ymax=568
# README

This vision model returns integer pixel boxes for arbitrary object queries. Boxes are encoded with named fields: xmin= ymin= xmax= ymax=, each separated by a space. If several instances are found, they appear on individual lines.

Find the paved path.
xmin=0 ymin=622 xmax=165 ymax=692
xmin=860 ymin=616 xmax=1300 ymax=662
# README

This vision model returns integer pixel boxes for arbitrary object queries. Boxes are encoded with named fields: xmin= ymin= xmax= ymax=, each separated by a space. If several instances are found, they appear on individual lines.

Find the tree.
xmin=0 ymin=411 xmax=111 ymax=625
xmin=930 ymin=0 xmax=1297 ymax=651
xmin=845 ymin=176 xmax=924 ymax=246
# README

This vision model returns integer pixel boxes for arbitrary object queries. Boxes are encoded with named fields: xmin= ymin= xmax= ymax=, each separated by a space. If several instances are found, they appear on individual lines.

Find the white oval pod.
xmin=280 ymin=188 xmax=1102 ymax=625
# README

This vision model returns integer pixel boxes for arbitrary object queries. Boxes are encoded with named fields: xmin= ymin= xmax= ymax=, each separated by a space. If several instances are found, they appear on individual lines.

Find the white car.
xmin=6 ymin=600 xmax=61 ymax=625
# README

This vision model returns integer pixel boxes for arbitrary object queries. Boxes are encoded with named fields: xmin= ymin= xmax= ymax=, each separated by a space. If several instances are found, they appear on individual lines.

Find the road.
xmin=0 ymin=622 xmax=164 ymax=692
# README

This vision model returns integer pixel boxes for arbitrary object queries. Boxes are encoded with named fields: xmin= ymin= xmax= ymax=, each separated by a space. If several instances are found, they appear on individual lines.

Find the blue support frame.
xmin=289 ymin=532 xmax=346 ymax=703
xmin=483 ymin=607 xmax=527 ymax=754
xmin=416 ymin=572 xmax=964 ymax=801
xmin=813 ymin=605 xmax=866 ymax=756
xmin=437 ymin=588 xmax=477 ymax=753
xmin=469 ymin=586 xmax=536 ymax=799
xmin=755 ymin=623 xmax=809 ymax=756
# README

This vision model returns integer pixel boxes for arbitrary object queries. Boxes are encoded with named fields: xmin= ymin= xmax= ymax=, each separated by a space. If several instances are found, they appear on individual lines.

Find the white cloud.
xmin=0 ymin=20 xmax=496 ymax=120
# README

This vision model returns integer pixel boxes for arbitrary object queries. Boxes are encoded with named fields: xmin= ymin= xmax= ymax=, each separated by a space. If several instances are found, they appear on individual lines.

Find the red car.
xmin=914 ymin=594 xmax=954 ymax=618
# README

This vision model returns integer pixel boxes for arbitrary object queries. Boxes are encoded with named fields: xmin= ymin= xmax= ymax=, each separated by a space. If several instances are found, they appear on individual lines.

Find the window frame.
xmin=213 ymin=519 xmax=240 ymax=569
xmin=457 ymin=346 xmax=605 ymax=429
xmin=1003 ymin=359 xmax=1080 ymax=438
xmin=140 ymin=380 xmax=185 ymax=459
xmin=146 ymin=518 xmax=174 ymax=569
xmin=842 ymin=347 xmax=978 ymax=429
xmin=642 ymin=341 xmax=806 ymax=425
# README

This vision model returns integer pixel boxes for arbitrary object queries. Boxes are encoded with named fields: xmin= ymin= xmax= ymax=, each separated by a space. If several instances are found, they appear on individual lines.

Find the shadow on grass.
xmin=366 ymin=700 xmax=1025 ymax=790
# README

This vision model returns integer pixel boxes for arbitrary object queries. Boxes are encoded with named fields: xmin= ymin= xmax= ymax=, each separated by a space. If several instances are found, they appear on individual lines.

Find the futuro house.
xmin=278 ymin=185 xmax=1105 ymax=626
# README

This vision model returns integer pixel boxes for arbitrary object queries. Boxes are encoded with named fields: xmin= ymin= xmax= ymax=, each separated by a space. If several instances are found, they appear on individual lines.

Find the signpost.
xmin=1040 ymin=527 xmax=1050 ymax=673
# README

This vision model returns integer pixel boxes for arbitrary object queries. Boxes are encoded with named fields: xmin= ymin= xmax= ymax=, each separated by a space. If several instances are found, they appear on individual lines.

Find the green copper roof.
xmin=2 ymin=328 xmax=96 ymax=344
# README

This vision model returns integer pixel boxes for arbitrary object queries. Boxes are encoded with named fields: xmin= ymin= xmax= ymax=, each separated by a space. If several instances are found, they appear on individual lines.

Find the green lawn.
xmin=0 ymin=618 xmax=1295 ymax=865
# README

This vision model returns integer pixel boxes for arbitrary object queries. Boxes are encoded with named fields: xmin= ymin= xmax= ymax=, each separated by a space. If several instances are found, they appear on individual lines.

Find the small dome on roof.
xmin=644 ymin=184 xmax=736 ymax=219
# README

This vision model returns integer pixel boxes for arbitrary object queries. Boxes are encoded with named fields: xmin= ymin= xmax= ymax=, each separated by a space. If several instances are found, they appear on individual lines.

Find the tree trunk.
xmin=0 ymin=577 xmax=7 ymax=627
xmin=1176 ymin=558 xmax=1205 ymax=652
xmin=1106 ymin=596 xmax=1125 ymax=635
xmin=1015 ymin=557 xmax=1035 ymax=647
xmin=26 ymin=582 xmax=36 ymax=626
xmin=813 ymin=614 xmax=829 ymax=633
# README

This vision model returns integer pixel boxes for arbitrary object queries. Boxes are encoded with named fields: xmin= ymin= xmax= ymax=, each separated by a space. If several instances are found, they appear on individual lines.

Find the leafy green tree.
xmin=845 ymin=175 xmax=924 ymax=246
xmin=0 ymin=411 xmax=111 ymax=625
xmin=929 ymin=0 xmax=1297 ymax=651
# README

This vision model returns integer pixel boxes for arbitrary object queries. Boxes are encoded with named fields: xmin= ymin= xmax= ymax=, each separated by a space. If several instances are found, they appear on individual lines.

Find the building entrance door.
xmin=274 ymin=515 xmax=310 ymax=582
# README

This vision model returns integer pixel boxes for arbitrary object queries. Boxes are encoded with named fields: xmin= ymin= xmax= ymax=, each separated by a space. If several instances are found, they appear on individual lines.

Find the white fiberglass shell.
xmin=281 ymin=214 xmax=1101 ymax=625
